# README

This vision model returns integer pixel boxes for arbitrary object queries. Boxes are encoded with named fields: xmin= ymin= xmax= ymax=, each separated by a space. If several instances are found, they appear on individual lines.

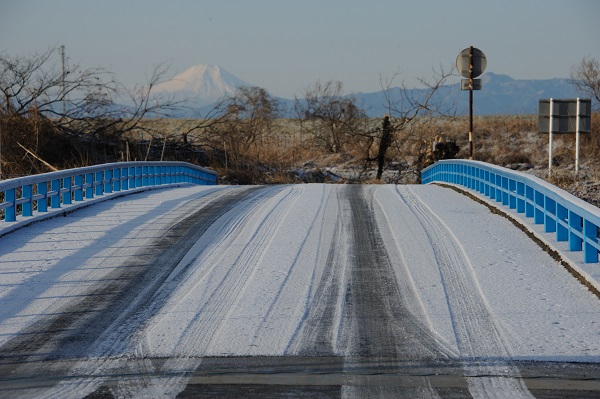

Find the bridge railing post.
xmin=85 ymin=173 xmax=94 ymax=199
xmin=23 ymin=185 xmax=33 ymax=217
xmin=569 ymin=211 xmax=583 ymax=252
xmin=556 ymin=204 xmax=569 ymax=242
xmin=545 ymin=197 xmax=557 ymax=233
xmin=63 ymin=177 xmax=72 ymax=205
xmin=584 ymin=220 xmax=599 ymax=263
xmin=516 ymin=182 xmax=525 ymax=213
xmin=113 ymin=168 xmax=121 ymax=192
xmin=4 ymin=188 xmax=16 ymax=222
xmin=50 ymin=179 xmax=61 ymax=209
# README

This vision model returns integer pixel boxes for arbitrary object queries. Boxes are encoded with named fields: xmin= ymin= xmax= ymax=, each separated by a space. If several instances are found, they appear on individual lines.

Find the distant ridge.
xmin=151 ymin=65 xmax=583 ymax=117
xmin=352 ymin=72 xmax=581 ymax=117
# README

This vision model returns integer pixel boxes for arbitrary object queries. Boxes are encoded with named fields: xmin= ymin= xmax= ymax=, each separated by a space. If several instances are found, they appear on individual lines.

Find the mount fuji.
xmin=152 ymin=64 xmax=250 ymax=110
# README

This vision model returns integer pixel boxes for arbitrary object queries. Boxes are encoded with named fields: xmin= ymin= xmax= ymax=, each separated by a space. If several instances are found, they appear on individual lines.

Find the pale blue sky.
xmin=1 ymin=0 xmax=599 ymax=98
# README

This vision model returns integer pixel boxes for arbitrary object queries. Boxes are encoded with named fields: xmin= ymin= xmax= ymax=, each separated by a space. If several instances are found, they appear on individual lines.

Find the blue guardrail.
xmin=422 ymin=160 xmax=600 ymax=264
xmin=0 ymin=161 xmax=217 ymax=225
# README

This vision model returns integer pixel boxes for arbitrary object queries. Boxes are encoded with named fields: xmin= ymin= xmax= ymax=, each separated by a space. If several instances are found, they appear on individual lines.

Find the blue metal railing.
xmin=0 ymin=161 xmax=218 ymax=224
xmin=422 ymin=160 xmax=600 ymax=264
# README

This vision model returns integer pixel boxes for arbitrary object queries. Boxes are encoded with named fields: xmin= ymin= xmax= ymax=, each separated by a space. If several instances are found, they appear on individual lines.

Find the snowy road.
xmin=0 ymin=184 xmax=599 ymax=398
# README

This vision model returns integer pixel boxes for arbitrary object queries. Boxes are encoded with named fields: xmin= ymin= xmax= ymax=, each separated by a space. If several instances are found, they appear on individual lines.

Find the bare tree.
xmin=195 ymin=86 xmax=282 ymax=174
xmin=0 ymin=47 xmax=118 ymax=175
xmin=372 ymin=65 xmax=456 ymax=182
xmin=571 ymin=56 xmax=600 ymax=108
xmin=0 ymin=47 xmax=191 ymax=140
xmin=0 ymin=47 xmax=202 ymax=175
xmin=0 ymin=46 xmax=118 ymax=121
xmin=171 ymin=97 xmax=233 ymax=148
xmin=222 ymin=86 xmax=280 ymax=154
xmin=294 ymin=80 xmax=367 ymax=153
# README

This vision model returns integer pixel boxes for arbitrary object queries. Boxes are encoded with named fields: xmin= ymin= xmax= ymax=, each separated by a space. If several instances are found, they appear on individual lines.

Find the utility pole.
xmin=0 ymin=118 xmax=3 ymax=180
xmin=59 ymin=45 xmax=66 ymax=115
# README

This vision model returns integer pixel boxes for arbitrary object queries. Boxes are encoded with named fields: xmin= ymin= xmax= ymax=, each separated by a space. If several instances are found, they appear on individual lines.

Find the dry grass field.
xmin=446 ymin=114 xmax=600 ymax=207
xmin=1 ymin=114 xmax=598 ymax=207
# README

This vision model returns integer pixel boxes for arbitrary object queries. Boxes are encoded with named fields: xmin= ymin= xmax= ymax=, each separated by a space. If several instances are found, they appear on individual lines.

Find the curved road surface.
xmin=0 ymin=184 xmax=599 ymax=398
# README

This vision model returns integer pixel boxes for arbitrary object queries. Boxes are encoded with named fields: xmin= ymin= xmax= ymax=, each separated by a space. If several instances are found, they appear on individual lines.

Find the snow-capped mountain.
xmin=152 ymin=64 xmax=250 ymax=108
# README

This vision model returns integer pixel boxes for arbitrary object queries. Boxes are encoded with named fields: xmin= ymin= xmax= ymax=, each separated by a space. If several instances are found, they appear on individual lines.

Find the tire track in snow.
xmin=0 ymin=186 xmax=267 ymax=399
xmin=344 ymin=185 xmax=447 ymax=358
xmin=104 ymin=186 xmax=305 ymax=398
xmin=287 ymin=186 xmax=347 ymax=356
xmin=114 ymin=186 xmax=298 ymax=398
xmin=372 ymin=185 xmax=461 ymax=357
xmin=176 ymin=185 xmax=303 ymax=353
xmin=242 ymin=185 xmax=334 ymax=354
xmin=394 ymin=185 xmax=535 ymax=399
xmin=0 ymin=187 xmax=240 ymax=359
xmin=340 ymin=185 xmax=452 ymax=398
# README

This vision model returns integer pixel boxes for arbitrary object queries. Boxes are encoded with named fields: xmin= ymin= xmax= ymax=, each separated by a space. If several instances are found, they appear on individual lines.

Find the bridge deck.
xmin=0 ymin=184 xmax=599 ymax=398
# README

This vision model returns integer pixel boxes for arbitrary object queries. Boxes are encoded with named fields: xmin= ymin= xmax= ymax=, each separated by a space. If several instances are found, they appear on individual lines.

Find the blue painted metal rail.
xmin=422 ymin=160 xmax=600 ymax=264
xmin=0 ymin=161 xmax=217 ymax=225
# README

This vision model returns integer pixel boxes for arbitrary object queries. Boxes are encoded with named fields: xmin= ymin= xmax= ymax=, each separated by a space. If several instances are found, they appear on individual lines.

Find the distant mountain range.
xmin=354 ymin=72 xmax=582 ymax=117
xmin=154 ymin=64 xmax=583 ymax=117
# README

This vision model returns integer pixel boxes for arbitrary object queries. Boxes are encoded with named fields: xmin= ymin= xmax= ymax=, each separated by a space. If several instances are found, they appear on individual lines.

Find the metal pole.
xmin=60 ymin=45 xmax=66 ymax=115
xmin=0 ymin=118 xmax=2 ymax=180
xmin=575 ymin=97 xmax=580 ymax=176
xmin=469 ymin=46 xmax=474 ymax=159
xmin=548 ymin=98 xmax=554 ymax=177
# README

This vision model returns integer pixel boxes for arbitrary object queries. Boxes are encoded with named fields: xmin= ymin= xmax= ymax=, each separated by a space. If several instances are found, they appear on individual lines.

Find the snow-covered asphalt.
xmin=0 ymin=184 xmax=599 ymax=398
